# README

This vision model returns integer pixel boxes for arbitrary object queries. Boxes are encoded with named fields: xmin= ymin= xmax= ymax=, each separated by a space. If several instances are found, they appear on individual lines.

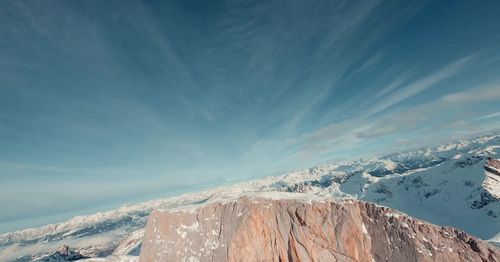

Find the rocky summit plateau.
xmin=139 ymin=193 xmax=499 ymax=262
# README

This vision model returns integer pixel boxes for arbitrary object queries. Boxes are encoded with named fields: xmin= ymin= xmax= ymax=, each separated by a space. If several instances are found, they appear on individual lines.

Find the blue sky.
xmin=1 ymin=0 xmax=500 ymax=232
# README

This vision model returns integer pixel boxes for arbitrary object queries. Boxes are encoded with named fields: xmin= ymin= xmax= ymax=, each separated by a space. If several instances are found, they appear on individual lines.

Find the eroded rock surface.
xmin=139 ymin=194 xmax=500 ymax=262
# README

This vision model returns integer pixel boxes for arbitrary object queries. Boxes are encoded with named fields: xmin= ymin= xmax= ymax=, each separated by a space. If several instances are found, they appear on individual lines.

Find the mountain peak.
xmin=33 ymin=245 xmax=88 ymax=262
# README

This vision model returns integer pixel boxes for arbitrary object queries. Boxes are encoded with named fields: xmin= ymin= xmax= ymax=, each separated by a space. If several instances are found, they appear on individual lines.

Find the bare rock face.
xmin=139 ymin=194 xmax=500 ymax=262
xmin=484 ymin=157 xmax=500 ymax=199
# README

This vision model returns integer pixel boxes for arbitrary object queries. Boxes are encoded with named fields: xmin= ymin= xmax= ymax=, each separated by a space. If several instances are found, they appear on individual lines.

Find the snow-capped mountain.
xmin=1 ymin=135 xmax=499 ymax=261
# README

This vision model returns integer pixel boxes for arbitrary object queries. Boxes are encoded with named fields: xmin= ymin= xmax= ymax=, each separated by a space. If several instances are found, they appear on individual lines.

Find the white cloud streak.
xmin=475 ymin=111 xmax=500 ymax=120
xmin=369 ymin=54 xmax=478 ymax=115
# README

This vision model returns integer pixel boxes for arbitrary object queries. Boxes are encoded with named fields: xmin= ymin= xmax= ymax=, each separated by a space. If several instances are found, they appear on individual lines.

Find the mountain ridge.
xmin=1 ymin=134 xmax=499 ymax=261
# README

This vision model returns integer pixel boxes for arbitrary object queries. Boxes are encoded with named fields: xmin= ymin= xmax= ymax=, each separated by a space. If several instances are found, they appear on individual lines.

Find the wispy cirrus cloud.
xmin=263 ymin=82 xmax=500 ymax=170
xmin=442 ymin=84 xmax=500 ymax=103
xmin=475 ymin=111 xmax=500 ymax=120
xmin=369 ymin=54 xmax=478 ymax=115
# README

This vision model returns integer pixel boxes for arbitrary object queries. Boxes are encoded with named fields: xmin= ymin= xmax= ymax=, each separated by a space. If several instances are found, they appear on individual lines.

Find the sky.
xmin=1 ymin=0 xmax=500 ymax=233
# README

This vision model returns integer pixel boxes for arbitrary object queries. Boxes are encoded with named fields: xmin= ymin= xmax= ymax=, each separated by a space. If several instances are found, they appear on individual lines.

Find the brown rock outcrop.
xmin=139 ymin=193 xmax=499 ymax=262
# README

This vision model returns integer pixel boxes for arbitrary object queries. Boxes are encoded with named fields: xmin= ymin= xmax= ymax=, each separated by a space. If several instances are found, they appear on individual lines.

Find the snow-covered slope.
xmin=1 ymin=135 xmax=499 ymax=261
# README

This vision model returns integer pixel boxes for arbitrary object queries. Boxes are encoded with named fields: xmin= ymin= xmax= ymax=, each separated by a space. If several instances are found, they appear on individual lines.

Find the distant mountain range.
xmin=1 ymin=135 xmax=499 ymax=261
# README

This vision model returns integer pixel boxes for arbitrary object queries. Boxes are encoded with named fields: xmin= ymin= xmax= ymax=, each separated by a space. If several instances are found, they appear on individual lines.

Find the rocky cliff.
xmin=139 ymin=193 xmax=499 ymax=262
xmin=33 ymin=245 xmax=88 ymax=261
xmin=484 ymin=157 xmax=500 ymax=199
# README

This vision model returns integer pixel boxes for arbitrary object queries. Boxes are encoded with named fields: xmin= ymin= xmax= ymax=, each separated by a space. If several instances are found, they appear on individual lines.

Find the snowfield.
xmin=1 ymin=135 xmax=499 ymax=261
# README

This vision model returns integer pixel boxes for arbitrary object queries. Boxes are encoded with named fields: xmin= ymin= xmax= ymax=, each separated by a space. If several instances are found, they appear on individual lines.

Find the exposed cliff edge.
xmin=484 ymin=157 xmax=500 ymax=199
xmin=139 ymin=193 xmax=499 ymax=262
